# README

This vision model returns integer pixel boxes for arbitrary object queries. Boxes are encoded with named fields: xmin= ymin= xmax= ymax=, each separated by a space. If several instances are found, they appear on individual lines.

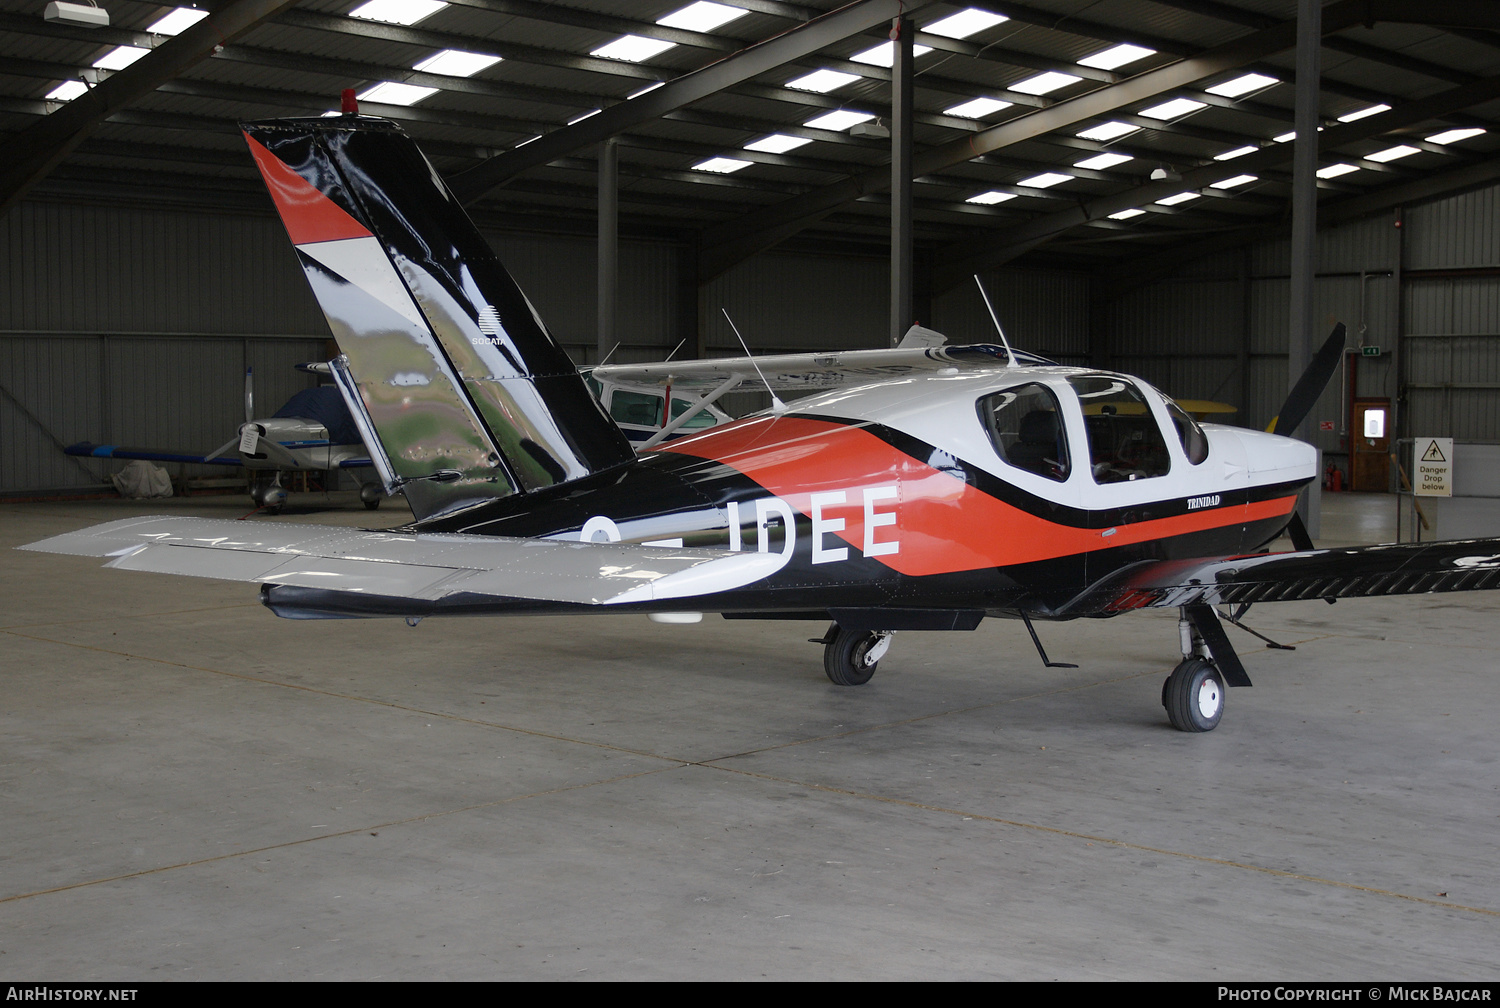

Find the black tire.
xmin=364 ymin=497 xmax=380 ymax=510
xmin=1162 ymin=658 xmax=1225 ymax=732
xmin=823 ymin=628 xmax=890 ymax=686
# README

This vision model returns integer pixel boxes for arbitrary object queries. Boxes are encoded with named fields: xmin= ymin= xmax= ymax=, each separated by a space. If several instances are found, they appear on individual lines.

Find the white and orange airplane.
xmin=25 ymin=115 xmax=1500 ymax=732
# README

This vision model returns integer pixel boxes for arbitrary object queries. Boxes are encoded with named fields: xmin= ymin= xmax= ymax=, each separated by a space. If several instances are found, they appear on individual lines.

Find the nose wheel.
xmin=822 ymin=626 xmax=893 ymax=686
xmin=1162 ymin=658 xmax=1225 ymax=732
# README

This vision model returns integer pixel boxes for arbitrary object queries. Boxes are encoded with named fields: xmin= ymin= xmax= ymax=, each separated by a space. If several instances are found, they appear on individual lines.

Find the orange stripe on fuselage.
xmin=659 ymin=416 xmax=1295 ymax=577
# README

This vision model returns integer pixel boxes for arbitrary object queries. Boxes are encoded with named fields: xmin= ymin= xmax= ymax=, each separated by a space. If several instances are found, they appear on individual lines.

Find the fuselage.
xmin=407 ymin=366 xmax=1315 ymax=617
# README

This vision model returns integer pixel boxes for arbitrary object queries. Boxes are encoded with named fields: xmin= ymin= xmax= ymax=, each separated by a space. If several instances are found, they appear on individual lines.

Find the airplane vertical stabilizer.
xmin=241 ymin=116 xmax=634 ymax=521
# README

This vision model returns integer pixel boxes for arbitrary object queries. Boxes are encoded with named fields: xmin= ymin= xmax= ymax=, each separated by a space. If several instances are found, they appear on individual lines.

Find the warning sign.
xmin=1414 ymin=437 xmax=1453 ymax=497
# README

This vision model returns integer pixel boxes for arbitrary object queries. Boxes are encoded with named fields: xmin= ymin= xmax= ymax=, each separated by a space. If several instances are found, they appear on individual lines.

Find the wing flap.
xmin=21 ymin=516 xmax=784 ymax=607
xmin=1055 ymin=539 xmax=1500 ymax=615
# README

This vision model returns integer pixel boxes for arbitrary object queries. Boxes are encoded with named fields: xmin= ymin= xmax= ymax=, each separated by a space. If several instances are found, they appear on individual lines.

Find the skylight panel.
xmin=94 ymin=47 xmax=149 ymax=70
xmin=359 ymin=81 xmax=439 ymax=106
xmin=849 ymin=41 xmax=933 ymax=67
xmin=1073 ymin=152 xmax=1131 ymax=170
xmin=1273 ymin=130 xmax=1297 ymax=142
xmin=1366 ymin=145 xmax=1419 ymax=163
xmin=349 ymin=0 xmax=447 ymax=26
xmin=1077 ymin=121 xmax=1138 ymax=142
xmin=1108 ymin=208 xmax=1145 ymax=220
xmin=147 ymin=8 xmax=209 ymax=35
xmin=944 ymin=97 xmax=1012 ymax=119
xmin=1338 ymin=104 xmax=1390 ymax=122
xmin=1010 ymin=71 xmax=1081 ymax=95
xmin=567 ymin=109 xmax=602 ymax=124
xmin=785 ymin=69 xmax=861 ymax=93
xmin=1427 ymin=128 xmax=1485 ymax=145
xmin=629 ymin=82 xmax=665 ymax=98
xmin=1210 ymin=174 xmax=1257 ymax=189
xmin=1139 ymin=97 xmax=1206 ymax=120
xmin=591 ymin=36 xmax=677 ymax=62
xmin=744 ymin=134 xmax=811 ymax=154
xmin=46 ymin=80 xmax=87 ymax=101
xmin=1214 ymin=145 xmax=1258 ymax=160
xmin=966 ymin=191 xmax=1017 ymax=205
xmin=1018 ymin=172 xmax=1072 ymax=189
xmin=693 ymin=157 xmax=751 ymax=174
xmin=414 ymin=50 xmax=501 ymax=77
xmin=657 ymin=2 xmax=745 ymax=32
xmin=1317 ymin=163 xmax=1359 ymax=178
xmin=1155 ymin=192 xmax=1199 ymax=206
xmin=1078 ymin=44 xmax=1154 ymax=70
xmin=803 ymin=110 xmax=874 ymax=131
xmin=924 ymin=8 xmax=1008 ymax=39
xmin=1206 ymin=73 xmax=1277 ymax=98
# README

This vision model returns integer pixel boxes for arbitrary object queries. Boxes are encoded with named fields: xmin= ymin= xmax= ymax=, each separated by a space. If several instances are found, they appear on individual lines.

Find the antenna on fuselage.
xmin=722 ymin=308 xmax=787 ymax=415
xmin=973 ymin=275 xmax=1016 ymax=367
xmin=662 ymin=338 xmax=686 ymax=363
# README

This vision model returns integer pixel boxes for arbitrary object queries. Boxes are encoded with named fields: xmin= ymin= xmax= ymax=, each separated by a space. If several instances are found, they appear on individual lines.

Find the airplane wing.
xmin=593 ymin=342 xmax=1059 ymax=393
xmin=65 ymin=441 xmax=372 ymax=470
xmin=66 ymin=442 xmax=251 ymax=467
xmin=20 ymin=516 xmax=785 ymax=608
xmin=1054 ymin=538 xmax=1500 ymax=616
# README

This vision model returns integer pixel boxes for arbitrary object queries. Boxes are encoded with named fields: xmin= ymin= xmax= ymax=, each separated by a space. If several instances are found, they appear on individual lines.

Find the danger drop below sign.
xmin=1414 ymin=437 xmax=1454 ymax=497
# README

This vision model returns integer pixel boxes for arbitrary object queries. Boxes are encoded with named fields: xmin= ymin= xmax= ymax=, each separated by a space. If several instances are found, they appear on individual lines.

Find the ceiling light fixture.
xmin=44 ymin=1 xmax=108 ymax=28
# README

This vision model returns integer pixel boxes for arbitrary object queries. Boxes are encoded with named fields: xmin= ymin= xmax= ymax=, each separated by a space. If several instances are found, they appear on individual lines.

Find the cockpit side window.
xmin=1165 ymin=399 xmax=1210 ymax=464
xmin=978 ymin=383 xmax=1070 ymax=482
xmin=1069 ymin=375 xmax=1172 ymax=482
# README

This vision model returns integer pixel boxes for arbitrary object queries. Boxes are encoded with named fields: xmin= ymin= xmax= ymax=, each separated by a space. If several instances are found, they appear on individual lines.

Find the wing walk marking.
xmin=663 ymin=416 xmax=1296 ymax=577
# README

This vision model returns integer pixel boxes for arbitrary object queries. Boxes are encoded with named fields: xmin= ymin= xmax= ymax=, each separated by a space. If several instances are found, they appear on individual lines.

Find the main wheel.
xmin=823 ymin=628 xmax=892 ymax=686
xmin=1162 ymin=658 xmax=1225 ymax=732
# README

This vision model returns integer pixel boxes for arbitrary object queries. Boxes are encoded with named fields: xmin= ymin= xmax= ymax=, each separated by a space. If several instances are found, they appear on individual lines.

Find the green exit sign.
xmin=1361 ymin=345 xmax=1381 ymax=357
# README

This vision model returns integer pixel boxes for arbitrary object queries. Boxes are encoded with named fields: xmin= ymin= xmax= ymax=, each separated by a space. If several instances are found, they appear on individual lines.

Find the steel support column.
xmin=1288 ymin=0 xmax=1322 ymax=537
xmin=890 ymin=16 xmax=913 ymax=348
xmin=598 ymin=138 xmax=618 ymax=366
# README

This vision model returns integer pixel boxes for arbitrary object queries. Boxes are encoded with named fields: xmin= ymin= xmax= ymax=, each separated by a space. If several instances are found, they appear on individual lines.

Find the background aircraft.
xmin=64 ymin=365 xmax=384 ymax=513
xmin=26 ymin=115 xmax=1500 ymax=735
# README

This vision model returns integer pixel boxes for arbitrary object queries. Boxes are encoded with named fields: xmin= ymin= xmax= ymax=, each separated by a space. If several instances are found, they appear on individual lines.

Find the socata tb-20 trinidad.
xmin=26 ymin=115 xmax=1500 ymax=732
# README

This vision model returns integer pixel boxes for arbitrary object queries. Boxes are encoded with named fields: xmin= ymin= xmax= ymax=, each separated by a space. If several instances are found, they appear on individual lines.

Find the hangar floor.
xmin=2 ymin=490 xmax=1496 ymax=981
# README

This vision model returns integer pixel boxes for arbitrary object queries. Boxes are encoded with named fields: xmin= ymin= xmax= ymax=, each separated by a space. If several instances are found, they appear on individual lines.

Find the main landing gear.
xmin=359 ymin=483 xmax=383 ymax=510
xmin=815 ymin=624 xmax=894 ymax=686
xmin=1162 ymin=658 xmax=1225 ymax=732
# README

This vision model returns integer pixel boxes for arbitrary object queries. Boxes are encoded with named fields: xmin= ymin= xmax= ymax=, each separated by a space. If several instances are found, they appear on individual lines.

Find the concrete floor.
xmin=1 ymin=490 xmax=1496 ymax=980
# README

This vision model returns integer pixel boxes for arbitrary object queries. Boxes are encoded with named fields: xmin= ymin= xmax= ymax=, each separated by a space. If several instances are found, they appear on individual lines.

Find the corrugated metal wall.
xmin=1098 ymin=181 xmax=1500 ymax=474
xmin=929 ymin=268 xmax=1091 ymax=362
xmin=0 ymin=201 xmax=686 ymax=492
xmin=6 ymin=176 xmax=1499 ymax=494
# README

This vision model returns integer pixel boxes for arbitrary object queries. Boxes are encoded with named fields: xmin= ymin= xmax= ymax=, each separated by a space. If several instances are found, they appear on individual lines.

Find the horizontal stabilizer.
xmin=21 ymin=517 xmax=784 ymax=609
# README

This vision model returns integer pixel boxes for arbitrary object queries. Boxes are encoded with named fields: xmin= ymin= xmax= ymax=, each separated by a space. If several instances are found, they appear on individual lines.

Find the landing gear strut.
xmin=819 ymin=625 xmax=893 ymax=686
xmin=1162 ymin=604 xmax=1250 ymax=732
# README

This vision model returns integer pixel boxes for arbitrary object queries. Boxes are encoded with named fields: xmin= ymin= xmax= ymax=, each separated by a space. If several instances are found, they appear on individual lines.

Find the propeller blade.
xmin=244 ymin=366 xmax=254 ymax=425
xmin=1272 ymin=323 xmax=1346 ymax=437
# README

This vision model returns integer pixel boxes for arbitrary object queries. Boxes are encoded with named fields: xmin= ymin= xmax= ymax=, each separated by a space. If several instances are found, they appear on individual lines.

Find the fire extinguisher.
xmin=1325 ymin=464 xmax=1344 ymax=492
